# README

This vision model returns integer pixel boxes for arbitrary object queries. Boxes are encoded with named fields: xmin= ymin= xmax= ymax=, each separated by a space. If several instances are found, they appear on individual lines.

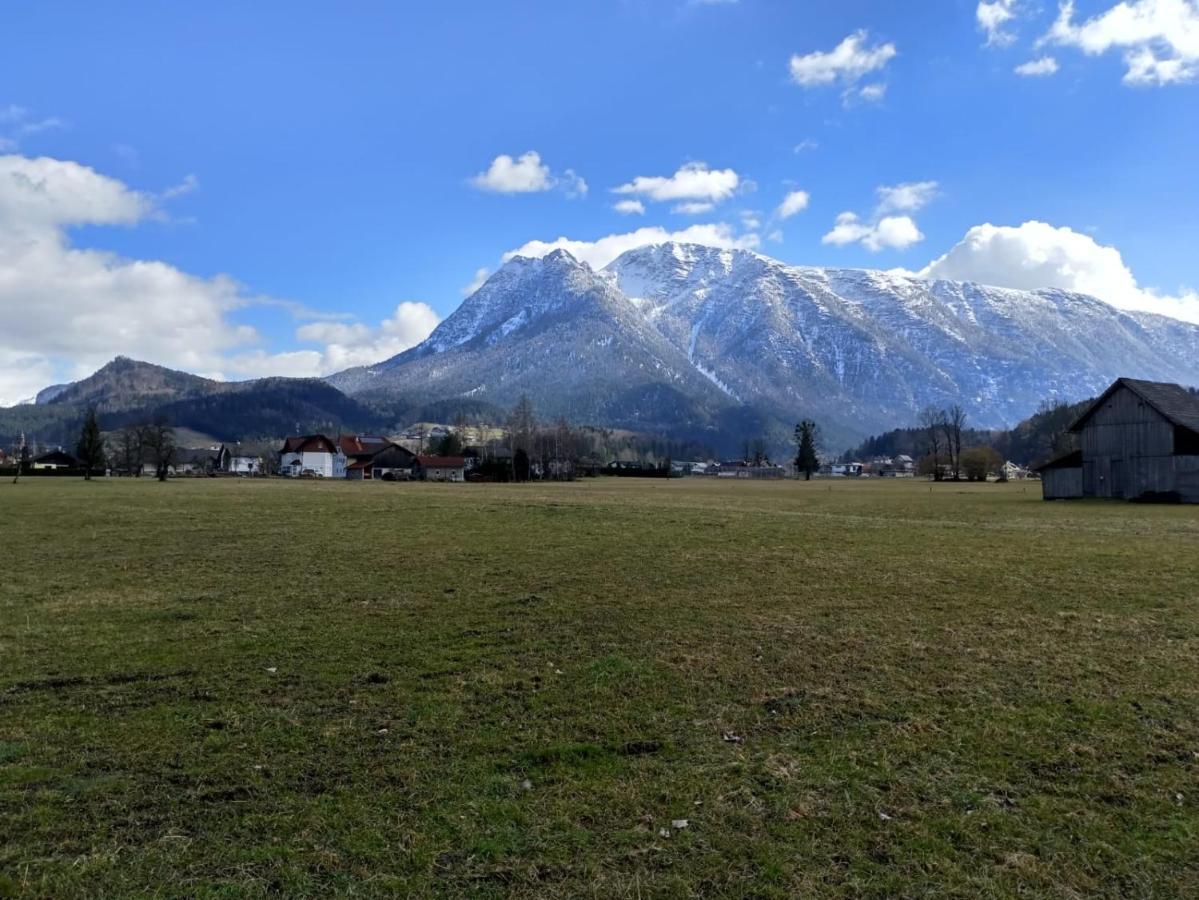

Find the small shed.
xmin=1035 ymin=450 xmax=1083 ymax=500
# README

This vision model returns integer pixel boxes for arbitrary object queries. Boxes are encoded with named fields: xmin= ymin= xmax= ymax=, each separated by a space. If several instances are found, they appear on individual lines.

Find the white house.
xmin=279 ymin=435 xmax=345 ymax=478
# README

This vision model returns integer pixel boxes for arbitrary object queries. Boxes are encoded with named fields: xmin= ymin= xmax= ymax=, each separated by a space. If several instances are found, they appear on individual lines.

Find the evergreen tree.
xmin=794 ymin=419 xmax=820 ymax=481
xmin=76 ymin=407 xmax=106 ymax=480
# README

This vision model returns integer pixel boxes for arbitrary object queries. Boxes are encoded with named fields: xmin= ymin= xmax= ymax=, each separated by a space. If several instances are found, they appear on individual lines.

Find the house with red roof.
xmin=339 ymin=435 xmax=416 ymax=480
xmin=279 ymin=434 xmax=343 ymax=478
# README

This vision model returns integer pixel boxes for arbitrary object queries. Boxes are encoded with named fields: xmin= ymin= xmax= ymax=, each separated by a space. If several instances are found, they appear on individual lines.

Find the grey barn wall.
xmin=1041 ymin=466 xmax=1083 ymax=500
xmin=1079 ymin=385 xmax=1179 ymax=499
xmin=1178 ymin=455 xmax=1199 ymax=502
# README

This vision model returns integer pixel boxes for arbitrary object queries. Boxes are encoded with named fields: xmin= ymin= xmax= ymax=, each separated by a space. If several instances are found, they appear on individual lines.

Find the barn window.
xmin=1176 ymin=426 xmax=1199 ymax=456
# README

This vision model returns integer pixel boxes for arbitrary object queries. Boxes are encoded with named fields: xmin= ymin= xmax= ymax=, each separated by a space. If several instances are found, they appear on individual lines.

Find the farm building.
xmin=31 ymin=450 xmax=78 ymax=470
xmin=1035 ymin=378 xmax=1199 ymax=503
xmin=341 ymin=436 xmax=416 ymax=480
xmin=414 ymin=455 xmax=465 ymax=482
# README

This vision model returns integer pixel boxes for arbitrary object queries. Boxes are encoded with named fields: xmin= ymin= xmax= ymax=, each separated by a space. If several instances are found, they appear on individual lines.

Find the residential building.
xmin=280 ymin=434 xmax=344 ymax=478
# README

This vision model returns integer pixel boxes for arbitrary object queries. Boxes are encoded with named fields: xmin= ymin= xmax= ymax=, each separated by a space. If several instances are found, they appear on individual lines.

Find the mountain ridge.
xmin=327 ymin=242 xmax=1199 ymax=448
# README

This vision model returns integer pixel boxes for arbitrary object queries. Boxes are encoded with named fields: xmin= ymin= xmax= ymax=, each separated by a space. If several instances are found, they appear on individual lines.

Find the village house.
xmin=279 ymin=434 xmax=344 ymax=478
xmin=414 ymin=455 xmax=466 ymax=482
xmin=339 ymin=434 xmax=416 ymax=480
xmin=1036 ymin=378 xmax=1199 ymax=503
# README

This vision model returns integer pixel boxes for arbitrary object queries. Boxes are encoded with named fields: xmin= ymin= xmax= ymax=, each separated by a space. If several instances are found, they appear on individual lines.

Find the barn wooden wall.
xmin=1041 ymin=467 xmax=1083 ymax=500
xmin=1079 ymin=386 xmax=1180 ymax=499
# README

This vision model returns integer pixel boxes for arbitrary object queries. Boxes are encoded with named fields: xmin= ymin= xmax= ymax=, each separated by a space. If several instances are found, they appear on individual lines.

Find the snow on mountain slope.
xmin=328 ymin=249 xmax=739 ymax=432
xmin=604 ymin=243 xmax=1199 ymax=442
xmin=328 ymin=242 xmax=1199 ymax=448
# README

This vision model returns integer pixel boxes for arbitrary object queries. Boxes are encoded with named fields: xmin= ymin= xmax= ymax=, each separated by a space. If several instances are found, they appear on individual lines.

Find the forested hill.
xmin=844 ymin=398 xmax=1092 ymax=467
xmin=0 ymin=358 xmax=388 ymax=448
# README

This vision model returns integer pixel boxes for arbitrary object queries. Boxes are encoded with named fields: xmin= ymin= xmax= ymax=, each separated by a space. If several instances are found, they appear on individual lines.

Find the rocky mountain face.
xmin=329 ymin=242 xmax=1199 ymax=449
xmin=329 ymin=249 xmax=748 ymax=437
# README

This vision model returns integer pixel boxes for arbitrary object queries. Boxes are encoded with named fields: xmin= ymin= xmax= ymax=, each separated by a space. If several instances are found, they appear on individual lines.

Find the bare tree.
xmin=507 ymin=395 xmax=537 ymax=454
xmin=942 ymin=405 xmax=967 ymax=480
xmin=919 ymin=406 xmax=946 ymax=481
xmin=117 ymin=425 xmax=143 ymax=476
xmin=140 ymin=418 xmax=176 ymax=481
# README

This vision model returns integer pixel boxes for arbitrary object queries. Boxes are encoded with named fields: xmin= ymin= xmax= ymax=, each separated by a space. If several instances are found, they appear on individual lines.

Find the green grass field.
xmin=2 ymin=477 xmax=1198 ymax=898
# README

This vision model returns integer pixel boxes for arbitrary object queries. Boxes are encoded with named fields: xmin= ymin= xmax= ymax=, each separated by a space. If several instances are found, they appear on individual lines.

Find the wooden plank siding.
xmin=1041 ymin=466 xmax=1083 ymax=500
xmin=1078 ymin=384 xmax=1180 ymax=499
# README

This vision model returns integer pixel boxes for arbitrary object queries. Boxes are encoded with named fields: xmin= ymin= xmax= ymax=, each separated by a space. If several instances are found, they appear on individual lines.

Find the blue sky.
xmin=1 ymin=0 xmax=1197 ymax=403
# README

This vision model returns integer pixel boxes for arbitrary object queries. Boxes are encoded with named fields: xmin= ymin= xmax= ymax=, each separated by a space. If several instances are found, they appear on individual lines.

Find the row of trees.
xmin=57 ymin=409 xmax=175 ymax=482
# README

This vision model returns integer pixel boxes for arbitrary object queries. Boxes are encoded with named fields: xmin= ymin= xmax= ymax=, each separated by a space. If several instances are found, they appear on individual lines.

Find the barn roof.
xmin=416 ymin=455 xmax=465 ymax=467
xmin=1070 ymin=378 xmax=1199 ymax=433
xmin=1034 ymin=449 xmax=1082 ymax=472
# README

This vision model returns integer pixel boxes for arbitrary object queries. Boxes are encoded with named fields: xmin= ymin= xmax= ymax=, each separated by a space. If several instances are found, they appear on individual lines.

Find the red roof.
xmin=417 ymin=455 xmax=465 ymax=468
xmin=338 ymin=434 xmax=393 ymax=457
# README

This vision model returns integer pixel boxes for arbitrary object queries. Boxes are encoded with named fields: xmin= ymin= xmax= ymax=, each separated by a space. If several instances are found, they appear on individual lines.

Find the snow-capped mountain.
xmin=328 ymin=242 xmax=1199 ymax=448
xmin=329 ymin=249 xmax=744 ymax=435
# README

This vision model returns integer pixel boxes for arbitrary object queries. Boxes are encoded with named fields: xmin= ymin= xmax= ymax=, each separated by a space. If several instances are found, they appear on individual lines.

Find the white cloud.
xmin=920 ymin=220 xmax=1199 ymax=323
xmin=1042 ymin=0 xmax=1199 ymax=85
xmin=978 ymin=0 xmax=1020 ymax=46
xmin=876 ymin=180 xmax=938 ymax=214
xmin=561 ymin=169 xmax=588 ymax=198
xmin=503 ymin=223 xmax=760 ymax=271
xmin=0 ymin=154 xmax=436 ymax=404
xmin=470 ymin=151 xmax=587 ymax=197
xmin=858 ymin=82 xmax=888 ymax=102
xmin=672 ymin=201 xmax=716 ymax=215
xmin=613 ymin=162 xmax=740 ymax=204
xmin=776 ymin=190 xmax=810 ymax=219
xmin=161 ymin=173 xmax=199 ymax=199
xmin=0 ymin=106 xmax=66 ymax=152
xmin=793 ymin=139 xmax=819 ymax=153
xmin=789 ymin=31 xmax=897 ymax=97
xmin=0 ymin=155 xmax=255 ymax=403
xmin=822 ymin=212 xmax=924 ymax=251
xmin=18 ymin=117 xmax=65 ymax=137
xmin=613 ymin=199 xmax=645 ymax=215
xmin=1015 ymin=55 xmax=1061 ymax=75
xmin=462 ymin=267 xmax=490 ymax=296
xmin=821 ymin=181 xmax=935 ymax=252
xmin=471 ymin=151 xmax=551 ymax=193
xmin=294 ymin=301 xmax=440 ymax=371
xmin=0 ymin=154 xmax=148 ymax=233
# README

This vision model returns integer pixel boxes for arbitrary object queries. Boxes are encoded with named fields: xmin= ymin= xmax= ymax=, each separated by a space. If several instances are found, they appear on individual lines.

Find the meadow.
xmin=2 ymin=476 xmax=1198 ymax=898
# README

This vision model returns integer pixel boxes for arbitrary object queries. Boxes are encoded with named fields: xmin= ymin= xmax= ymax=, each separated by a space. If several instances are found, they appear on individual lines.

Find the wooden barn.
xmin=1036 ymin=378 xmax=1199 ymax=503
